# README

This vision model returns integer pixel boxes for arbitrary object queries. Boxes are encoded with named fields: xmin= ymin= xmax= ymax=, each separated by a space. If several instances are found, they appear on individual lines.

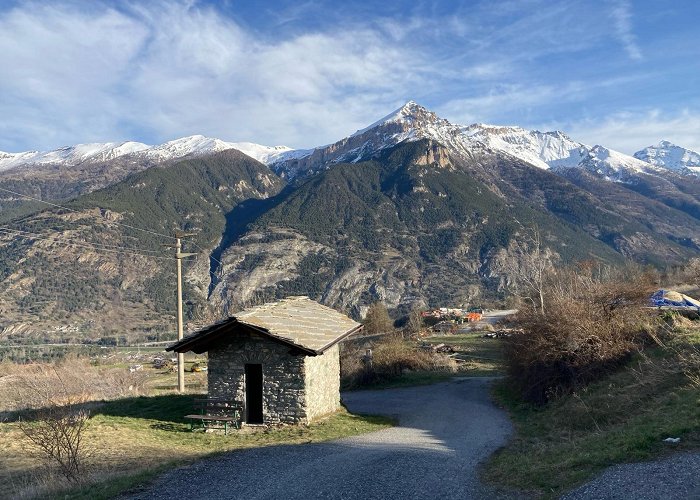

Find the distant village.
xmin=421 ymin=307 xmax=483 ymax=323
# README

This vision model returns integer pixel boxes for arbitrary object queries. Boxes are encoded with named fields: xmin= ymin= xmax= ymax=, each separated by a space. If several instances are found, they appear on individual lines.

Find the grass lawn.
xmin=482 ymin=324 xmax=700 ymax=499
xmin=0 ymin=394 xmax=392 ymax=499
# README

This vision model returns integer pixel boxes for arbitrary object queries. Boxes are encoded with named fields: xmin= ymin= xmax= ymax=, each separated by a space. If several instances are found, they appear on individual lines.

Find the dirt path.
xmin=125 ymin=378 xmax=516 ymax=499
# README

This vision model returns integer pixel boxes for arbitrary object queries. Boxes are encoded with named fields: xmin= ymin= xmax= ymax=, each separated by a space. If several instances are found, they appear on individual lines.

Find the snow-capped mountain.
xmin=3 ymin=101 xmax=697 ymax=184
xmin=634 ymin=141 xmax=700 ymax=175
xmin=269 ymin=100 xmax=676 ymax=183
xmin=0 ymin=135 xmax=294 ymax=172
xmin=0 ymin=141 xmax=150 ymax=172
xmin=270 ymin=101 xmax=491 ymax=179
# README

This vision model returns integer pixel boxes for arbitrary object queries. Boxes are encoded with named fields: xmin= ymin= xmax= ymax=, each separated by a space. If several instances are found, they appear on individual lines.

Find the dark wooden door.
xmin=244 ymin=364 xmax=263 ymax=424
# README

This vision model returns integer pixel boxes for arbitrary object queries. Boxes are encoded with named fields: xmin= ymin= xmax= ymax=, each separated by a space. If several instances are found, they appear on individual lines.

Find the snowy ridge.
xmin=0 ymin=135 xmax=295 ymax=172
xmin=228 ymin=142 xmax=300 ymax=164
xmin=0 ymin=141 xmax=149 ymax=172
xmin=272 ymin=100 xmax=677 ymax=183
xmin=574 ymin=145 xmax=666 ymax=180
xmin=634 ymin=141 xmax=700 ymax=175
xmin=462 ymin=124 xmax=587 ymax=170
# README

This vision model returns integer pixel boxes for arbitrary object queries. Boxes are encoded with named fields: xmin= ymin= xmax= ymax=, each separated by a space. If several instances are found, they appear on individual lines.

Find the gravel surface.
xmin=561 ymin=451 xmax=700 ymax=500
xmin=125 ymin=377 xmax=516 ymax=499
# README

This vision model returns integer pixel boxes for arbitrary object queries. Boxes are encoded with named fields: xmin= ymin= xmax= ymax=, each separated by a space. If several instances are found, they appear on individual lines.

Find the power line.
xmin=0 ymin=225 xmax=163 ymax=254
xmin=0 ymin=227 xmax=173 ymax=261
xmin=0 ymin=186 xmax=177 ymax=241
xmin=192 ymin=241 xmax=224 ymax=267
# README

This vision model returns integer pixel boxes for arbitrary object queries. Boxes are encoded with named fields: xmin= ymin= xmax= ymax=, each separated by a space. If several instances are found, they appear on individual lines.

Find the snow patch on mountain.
xmin=574 ymin=145 xmax=665 ymax=180
xmin=0 ymin=141 xmax=149 ymax=172
xmin=634 ymin=141 xmax=700 ymax=175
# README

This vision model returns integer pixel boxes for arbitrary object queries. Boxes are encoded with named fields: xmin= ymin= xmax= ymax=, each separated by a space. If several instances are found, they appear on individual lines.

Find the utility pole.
xmin=173 ymin=231 xmax=196 ymax=393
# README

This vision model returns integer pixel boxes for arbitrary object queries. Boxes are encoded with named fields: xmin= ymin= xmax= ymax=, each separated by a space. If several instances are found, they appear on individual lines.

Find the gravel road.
xmin=562 ymin=451 xmax=700 ymax=500
xmin=125 ymin=377 xmax=515 ymax=499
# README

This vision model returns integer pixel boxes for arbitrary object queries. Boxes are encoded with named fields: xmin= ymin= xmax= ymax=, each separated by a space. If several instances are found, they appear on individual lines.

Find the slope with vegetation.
xmin=213 ymin=137 xmax=700 ymax=319
xmin=0 ymin=150 xmax=284 ymax=343
xmin=482 ymin=262 xmax=700 ymax=498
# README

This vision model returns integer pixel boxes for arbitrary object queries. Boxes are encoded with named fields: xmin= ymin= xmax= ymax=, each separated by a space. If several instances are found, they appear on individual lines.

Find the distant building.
xmin=168 ymin=296 xmax=361 ymax=425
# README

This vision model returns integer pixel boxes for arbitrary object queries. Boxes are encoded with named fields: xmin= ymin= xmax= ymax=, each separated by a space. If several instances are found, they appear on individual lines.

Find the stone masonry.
xmin=208 ymin=329 xmax=340 ymax=425
xmin=304 ymin=343 xmax=340 ymax=421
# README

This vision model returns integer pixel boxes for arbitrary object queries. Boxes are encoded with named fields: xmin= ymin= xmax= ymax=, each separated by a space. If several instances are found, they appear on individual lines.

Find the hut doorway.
xmin=245 ymin=363 xmax=264 ymax=424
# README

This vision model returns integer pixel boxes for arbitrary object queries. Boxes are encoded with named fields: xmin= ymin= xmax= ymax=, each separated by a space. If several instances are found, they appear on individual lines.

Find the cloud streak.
xmin=610 ymin=0 xmax=643 ymax=60
xmin=0 ymin=1 xmax=427 ymax=150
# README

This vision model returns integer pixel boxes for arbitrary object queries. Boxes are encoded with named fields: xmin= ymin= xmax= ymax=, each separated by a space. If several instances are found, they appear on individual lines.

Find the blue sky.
xmin=0 ymin=0 xmax=698 ymax=154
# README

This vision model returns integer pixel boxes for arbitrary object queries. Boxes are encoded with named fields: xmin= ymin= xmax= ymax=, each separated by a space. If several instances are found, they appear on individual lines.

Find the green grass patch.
xmin=2 ymin=394 xmax=393 ymax=499
xmin=482 ymin=331 xmax=700 ymax=499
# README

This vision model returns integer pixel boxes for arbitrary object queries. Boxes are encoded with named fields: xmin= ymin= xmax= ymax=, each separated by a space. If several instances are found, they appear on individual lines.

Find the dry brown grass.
xmin=503 ymin=264 xmax=659 ymax=404
xmin=341 ymin=334 xmax=458 ymax=388
xmin=0 ymin=356 xmax=150 ymax=414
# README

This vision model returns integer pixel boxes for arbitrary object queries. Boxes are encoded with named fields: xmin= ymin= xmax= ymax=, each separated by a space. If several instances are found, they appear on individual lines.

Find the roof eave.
xmin=314 ymin=324 xmax=364 ymax=354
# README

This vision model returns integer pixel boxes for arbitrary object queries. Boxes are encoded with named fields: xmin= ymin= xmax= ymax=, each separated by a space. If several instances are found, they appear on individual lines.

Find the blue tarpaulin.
xmin=650 ymin=289 xmax=700 ymax=310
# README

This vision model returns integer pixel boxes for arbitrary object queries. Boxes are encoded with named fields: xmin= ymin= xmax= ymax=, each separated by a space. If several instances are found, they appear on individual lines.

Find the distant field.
xmin=423 ymin=332 xmax=506 ymax=376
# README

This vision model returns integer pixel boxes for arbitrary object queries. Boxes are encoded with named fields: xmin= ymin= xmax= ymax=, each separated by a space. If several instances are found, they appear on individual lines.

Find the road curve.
xmin=126 ymin=378 xmax=515 ymax=499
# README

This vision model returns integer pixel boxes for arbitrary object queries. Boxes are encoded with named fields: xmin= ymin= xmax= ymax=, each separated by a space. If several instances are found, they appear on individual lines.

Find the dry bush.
xmin=341 ymin=335 xmax=457 ymax=388
xmin=19 ymin=402 xmax=90 ymax=484
xmin=504 ymin=264 xmax=659 ymax=405
xmin=8 ymin=364 xmax=93 ymax=485
xmin=3 ymin=357 xmax=149 ymax=486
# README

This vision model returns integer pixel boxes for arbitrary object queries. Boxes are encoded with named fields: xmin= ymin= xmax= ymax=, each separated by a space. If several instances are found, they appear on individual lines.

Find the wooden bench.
xmin=184 ymin=398 xmax=242 ymax=435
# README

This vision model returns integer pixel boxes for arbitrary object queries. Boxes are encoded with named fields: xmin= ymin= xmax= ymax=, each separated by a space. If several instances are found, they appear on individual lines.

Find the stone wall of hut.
xmin=304 ymin=343 xmax=341 ymax=421
xmin=207 ymin=329 xmax=340 ymax=425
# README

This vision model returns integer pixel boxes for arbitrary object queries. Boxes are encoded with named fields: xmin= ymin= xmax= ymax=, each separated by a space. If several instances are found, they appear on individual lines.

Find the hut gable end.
xmin=167 ymin=297 xmax=360 ymax=425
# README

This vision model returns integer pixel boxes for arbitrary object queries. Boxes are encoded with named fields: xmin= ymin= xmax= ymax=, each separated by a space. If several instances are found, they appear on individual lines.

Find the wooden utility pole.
xmin=174 ymin=231 xmax=196 ymax=393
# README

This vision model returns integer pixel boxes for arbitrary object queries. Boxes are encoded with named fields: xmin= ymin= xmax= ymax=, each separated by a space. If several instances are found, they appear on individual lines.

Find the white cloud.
xmin=0 ymin=0 xmax=687 ymax=154
xmin=563 ymin=109 xmax=700 ymax=154
xmin=0 ymin=1 xmax=424 ymax=151
xmin=0 ymin=3 xmax=148 ymax=149
xmin=610 ymin=0 xmax=643 ymax=61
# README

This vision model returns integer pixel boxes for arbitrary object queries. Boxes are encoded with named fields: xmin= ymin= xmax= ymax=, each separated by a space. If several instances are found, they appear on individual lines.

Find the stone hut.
xmin=167 ymin=296 xmax=361 ymax=425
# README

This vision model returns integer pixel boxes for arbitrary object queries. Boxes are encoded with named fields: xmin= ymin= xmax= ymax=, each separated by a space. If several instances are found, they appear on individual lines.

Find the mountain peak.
xmin=634 ymin=140 xmax=700 ymax=174
xmin=351 ymin=100 xmax=439 ymax=137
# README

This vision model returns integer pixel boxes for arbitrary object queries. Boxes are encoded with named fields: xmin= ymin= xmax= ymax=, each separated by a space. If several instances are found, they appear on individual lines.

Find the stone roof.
xmin=167 ymin=296 xmax=362 ymax=355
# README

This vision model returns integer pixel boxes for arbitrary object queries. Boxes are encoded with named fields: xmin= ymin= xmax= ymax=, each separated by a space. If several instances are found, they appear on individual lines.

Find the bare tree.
xmin=364 ymin=302 xmax=394 ymax=334
xmin=502 ymin=227 xmax=558 ymax=315
xmin=406 ymin=305 xmax=423 ymax=335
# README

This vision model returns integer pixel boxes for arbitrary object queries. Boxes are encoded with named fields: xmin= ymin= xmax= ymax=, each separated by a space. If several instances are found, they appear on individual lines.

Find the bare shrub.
xmin=504 ymin=264 xmax=658 ymax=404
xmin=13 ymin=365 xmax=92 ymax=484
xmin=341 ymin=334 xmax=456 ymax=388
xmin=19 ymin=404 xmax=90 ymax=484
